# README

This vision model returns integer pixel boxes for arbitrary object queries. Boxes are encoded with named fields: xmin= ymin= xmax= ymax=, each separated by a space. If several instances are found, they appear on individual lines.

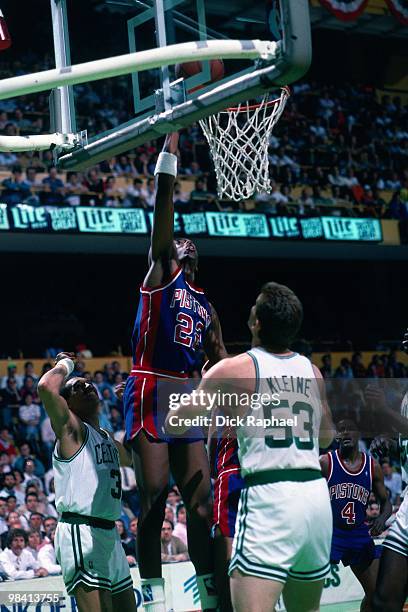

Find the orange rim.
xmin=223 ymin=86 xmax=290 ymax=113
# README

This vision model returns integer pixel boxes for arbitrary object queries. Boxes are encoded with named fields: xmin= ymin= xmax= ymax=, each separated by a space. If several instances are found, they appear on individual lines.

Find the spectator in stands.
xmin=382 ymin=461 xmax=402 ymax=507
xmin=310 ymin=117 xmax=327 ymax=141
xmin=18 ymin=395 xmax=41 ymax=441
xmin=19 ymin=376 xmax=40 ymax=404
xmin=0 ymin=428 xmax=16 ymax=459
xmin=173 ymin=503 xmax=187 ymax=547
xmin=41 ymin=166 xmax=65 ymax=206
xmin=27 ymin=529 xmax=41 ymax=559
xmin=120 ymin=461 xmax=139 ymax=517
xmin=141 ymin=177 xmax=156 ymax=208
xmin=11 ymin=470 xmax=26 ymax=504
xmin=0 ymin=472 xmax=23 ymax=504
xmin=14 ymin=442 xmax=45 ymax=478
xmin=23 ymin=167 xmax=42 ymax=205
xmin=0 ymin=497 xmax=8 ymax=535
xmin=37 ymin=527 xmax=61 ymax=575
xmin=1 ymin=165 xmax=31 ymax=205
xmin=185 ymin=161 xmax=202 ymax=176
xmin=352 ymin=352 xmax=367 ymax=378
xmin=5 ymin=492 xmax=16 ymax=510
xmin=115 ymin=519 xmax=137 ymax=566
xmin=23 ymin=468 xmax=44 ymax=499
xmin=164 ymin=504 xmax=175 ymax=524
xmin=189 ymin=177 xmax=218 ymax=212
xmin=13 ymin=108 xmax=35 ymax=133
xmin=64 ymin=172 xmax=87 ymax=206
xmin=113 ymin=155 xmax=137 ymax=178
xmin=160 ymin=519 xmax=189 ymax=563
xmin=103 ymin=175 xmax=125 ymax=207
xmin=0 ymin=363 xmax=20 ymax=389
xmin=334 ymin=358 xmax=354 ymax=380
xmin=0 ymin=529 xmax=48 ymax=580
xmin=0 ymin=151 xmax=18 ymax=168
xmin=320 ymin=354 xmax=332 ymax=378
xmin=29 ymin=512 xmax=45 ymax=535
xmin=173 ymin=181 xmax=190 ymax=212
xmin=124 ymin=178 xmax=146 ymax=208
xmin=40 ymin=417 xmax=55 ymax=469
xmin=43 ymin=516 xmax=57 ymax=537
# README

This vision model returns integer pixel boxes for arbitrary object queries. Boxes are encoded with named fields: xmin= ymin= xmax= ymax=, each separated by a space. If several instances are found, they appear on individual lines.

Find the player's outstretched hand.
xmin=54 ymin=352 xmax=76 ymax=366
xmin=162 ymin=132 xmax=179 ymax=155
xmin=369 ymin=516 xmax=387 ymax=537
xmin=114 ymin=381 xmax=126 ymax=400
xmin=369 ymin=436 xmax=398 ymax=459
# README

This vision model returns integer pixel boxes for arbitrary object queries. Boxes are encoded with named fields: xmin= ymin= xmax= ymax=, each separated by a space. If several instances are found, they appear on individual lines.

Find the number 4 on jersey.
xmin=341 ymin=501 xmax=356 ymax=525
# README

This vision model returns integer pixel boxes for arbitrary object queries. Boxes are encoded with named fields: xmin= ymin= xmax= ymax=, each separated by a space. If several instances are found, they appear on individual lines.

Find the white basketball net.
xmin=199 ymin=87 xmax=290 ymax=201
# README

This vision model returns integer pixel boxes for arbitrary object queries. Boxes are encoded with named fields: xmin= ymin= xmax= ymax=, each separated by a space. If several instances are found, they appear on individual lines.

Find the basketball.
xmin=175 ymin=59 xmax=224 ymax=84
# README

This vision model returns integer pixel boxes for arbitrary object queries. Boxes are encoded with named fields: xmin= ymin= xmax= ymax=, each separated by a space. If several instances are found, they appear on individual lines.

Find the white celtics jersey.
xmin=53 ymin=423 xmax=122 ymax=521
xmin=400 ymin=391 xmax=408 ymax=494
xmin=237 ymin=347 xmax=322 ymax=476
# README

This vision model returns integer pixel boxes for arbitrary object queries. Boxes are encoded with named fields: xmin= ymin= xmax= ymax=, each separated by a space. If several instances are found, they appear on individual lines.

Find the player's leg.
xmin=73 ymin=585 xmax=113 ymax=612
xmin=230 ymin=570 xmax=284 ymax=612
xmin=351 ymin=558 xmax=379 ymax=611
xmin=282 ymin=577 xmax=325 ymax=612
xmin=169 ymin=440 xmax=216 ymax=609
xmin=112 ymin=586 xmax=137 ymax=612
xmin=372 ymin=548 xmax=408 ymax=612
xmin=213 ymin=471 xmax=244 ymax=612
xmin=213 ymin=528 xmax=234 ymax=612
xmin=131 ymin=430 xmax=170 ymax=577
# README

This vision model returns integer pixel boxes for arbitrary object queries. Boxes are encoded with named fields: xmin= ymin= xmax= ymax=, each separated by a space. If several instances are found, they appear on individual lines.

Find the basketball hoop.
xmin=199 ymin=86 xmax=290 ymax=201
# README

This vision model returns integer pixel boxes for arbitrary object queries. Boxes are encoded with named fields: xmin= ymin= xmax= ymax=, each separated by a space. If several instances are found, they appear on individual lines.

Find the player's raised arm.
xmin=369 ymin=460 xmax=393 ymax=536
xmin=312 ymin=364 xmax=335 ymax=449
xmin=37 ymin=352 xmax=84 ymax=443
xmin=149 ymin=132 xmax=179 ymax=264
xmin=203 ymin=303 xmax=228 ymax=371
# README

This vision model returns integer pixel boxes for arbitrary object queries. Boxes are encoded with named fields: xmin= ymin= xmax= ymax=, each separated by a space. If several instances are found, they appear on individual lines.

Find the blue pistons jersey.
xmin=131 ymin=267 xmax=212 ymax=376
xmin=327 ymin=450 xmax=373 ymax=530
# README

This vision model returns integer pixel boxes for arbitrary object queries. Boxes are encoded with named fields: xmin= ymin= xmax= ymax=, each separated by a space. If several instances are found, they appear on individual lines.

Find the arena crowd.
xmin=0 ymin=53 xmax=406 ymax=218
xmin=0 ymin=348 xmax=405 ymax=580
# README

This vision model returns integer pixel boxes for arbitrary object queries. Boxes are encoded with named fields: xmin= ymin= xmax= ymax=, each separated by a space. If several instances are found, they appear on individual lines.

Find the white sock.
xmin=141 ymin=577 xmax=166 ymax=612
xmin=196 ymin=573 xmax=218 ymax=611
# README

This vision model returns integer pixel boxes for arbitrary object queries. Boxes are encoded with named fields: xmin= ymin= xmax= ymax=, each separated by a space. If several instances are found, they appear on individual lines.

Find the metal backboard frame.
xmin=0 ymin=0 xmax=312 ymax=169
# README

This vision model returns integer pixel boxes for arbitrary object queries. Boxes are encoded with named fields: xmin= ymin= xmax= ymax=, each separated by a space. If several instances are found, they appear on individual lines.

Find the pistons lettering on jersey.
xmin=329 ymin=483 xmax=369 ymax=504
xmin=94 ymin=442 xmax=119 ymax=465
xmin=170 ymin=288 xmax=211 ymax=327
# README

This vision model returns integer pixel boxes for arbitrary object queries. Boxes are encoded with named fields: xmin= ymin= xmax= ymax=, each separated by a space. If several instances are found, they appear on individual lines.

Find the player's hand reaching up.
xmin=114 ymin=381 xmax=126 ymax=400
xmin=54 ymin=351 xmax=76 ymax=366
xmin=369 ymin=436 xmax=398 ymax=459
xmin=162 ymin=132 xmax=179 ymax=155
xmin=368 ymin=515 xmax=388 ymax=537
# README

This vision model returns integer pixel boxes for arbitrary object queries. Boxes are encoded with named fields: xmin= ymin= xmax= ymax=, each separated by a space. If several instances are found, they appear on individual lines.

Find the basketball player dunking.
xmin=123 ymin=132 xmax=227 ymax=612
xmin=320 ymin=418 xmax=391 ymax=612
xmin=166 ymin=282 xmax=335 ymax=612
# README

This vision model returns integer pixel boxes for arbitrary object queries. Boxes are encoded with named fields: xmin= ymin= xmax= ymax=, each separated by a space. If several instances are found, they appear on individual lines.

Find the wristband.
xmin=154 ymin=152 xmax=177 ymax=177
xmin=57 ymin=357 xmax=74 ymax=377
